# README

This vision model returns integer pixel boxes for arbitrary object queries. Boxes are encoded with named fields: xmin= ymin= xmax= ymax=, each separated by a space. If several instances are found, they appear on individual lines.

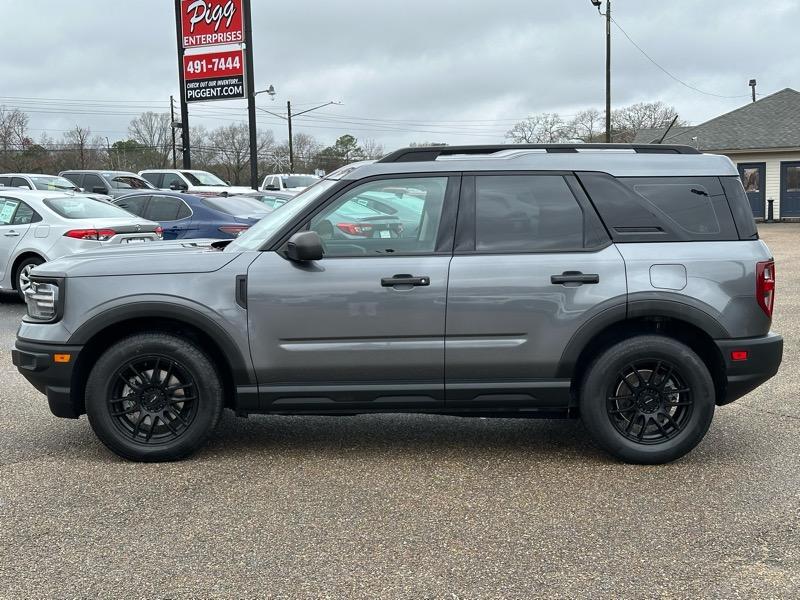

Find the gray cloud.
xmin=2 ymin=0 xmax=797 ymax=149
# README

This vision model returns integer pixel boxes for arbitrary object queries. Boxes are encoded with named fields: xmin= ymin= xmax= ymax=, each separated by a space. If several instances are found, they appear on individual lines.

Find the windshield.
xmin=226 ymin=180 xmax=337 ymax=252
xmin=202 ymin=196 xmax=270 ymax=216
xmin=108 ymin=175 xmax=153 ymax=190
xmin=43 ymin=196 xmax=138 ymax=219
xmin=31 ymin=176 xmax=79 ymax=191
xmin=182 ymin=171 xmax=227 ymax=186
xmin=282 ymin=175 xmax=319 ymax=188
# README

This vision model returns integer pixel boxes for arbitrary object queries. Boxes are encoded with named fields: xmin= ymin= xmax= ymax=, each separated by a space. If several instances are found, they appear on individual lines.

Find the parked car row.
xmin=0 ymin=170 xmax=324 ymax=299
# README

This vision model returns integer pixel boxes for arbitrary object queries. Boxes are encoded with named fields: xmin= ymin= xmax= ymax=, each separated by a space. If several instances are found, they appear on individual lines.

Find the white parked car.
xmin=0 ymin=173 xmax=112 ymax=202
xmin=139 ymin=169 xmax=253 ymax=197
xmin=260 ymin=173 xmax=320 ymax=193
xmin=0 ymin=190 xmax=162 ymax=299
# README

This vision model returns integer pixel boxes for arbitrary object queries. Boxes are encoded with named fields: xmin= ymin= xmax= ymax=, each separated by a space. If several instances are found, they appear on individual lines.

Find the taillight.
xmin=155 ymin=226 xmax=163 ymax=239
xmin=336 ymin=222 xmax=374 ymax=236
xmin=756 ymin=260 xmax=776 ymax=317
xmin=219 ymin=225 xmax=249 ymax=236
xmin=64 ymin=228 xmax=116 ymax=241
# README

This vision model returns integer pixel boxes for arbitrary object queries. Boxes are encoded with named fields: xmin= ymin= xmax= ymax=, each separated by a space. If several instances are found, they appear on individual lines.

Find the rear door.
xmin=738 ymin=163 xmax=766 ymax=218
xmin=445 ymin=173 xmax=626 ymax=409
xmin=145 ymin=195 xmax=194 ymax=239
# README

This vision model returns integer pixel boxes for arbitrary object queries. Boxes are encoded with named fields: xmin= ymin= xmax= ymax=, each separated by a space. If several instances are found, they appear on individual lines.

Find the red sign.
xmin=183 ymin=49 xmax=246 ymax=102
xmin=181 ymin=0 xmax=244 ymax=48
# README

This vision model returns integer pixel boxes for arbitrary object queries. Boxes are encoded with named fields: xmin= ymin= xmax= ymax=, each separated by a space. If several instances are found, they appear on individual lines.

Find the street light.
xmin=255 ymin=84 xmax=277 ymax=100
xmin=590 ymin=0 xmax=612 ymax=142
xmin=257 ymin=100 xmax=342 ymax=173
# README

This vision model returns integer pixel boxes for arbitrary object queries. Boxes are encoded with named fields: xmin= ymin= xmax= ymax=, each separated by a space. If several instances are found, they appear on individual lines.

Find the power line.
xmin=610 ymin=16 xmax=760 ymax=100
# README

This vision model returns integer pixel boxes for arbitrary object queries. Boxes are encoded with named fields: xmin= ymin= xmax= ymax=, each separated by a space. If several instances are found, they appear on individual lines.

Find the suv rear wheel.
xmin=85 ymin=333 xmax=224 ymax=462
xmin=580 ymin=335 xmax=715 ymax=464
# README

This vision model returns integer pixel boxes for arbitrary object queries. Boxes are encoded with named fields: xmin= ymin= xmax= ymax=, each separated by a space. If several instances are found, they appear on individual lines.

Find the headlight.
xmin=24 ymin=280 xmax=61 ymax=322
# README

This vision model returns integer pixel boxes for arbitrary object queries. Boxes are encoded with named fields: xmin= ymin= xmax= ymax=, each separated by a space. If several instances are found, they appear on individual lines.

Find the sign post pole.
xmin=243 ymin=0 xmax=258 ymax=190
xmin=174 ymin=0 xmax=191 ymax=168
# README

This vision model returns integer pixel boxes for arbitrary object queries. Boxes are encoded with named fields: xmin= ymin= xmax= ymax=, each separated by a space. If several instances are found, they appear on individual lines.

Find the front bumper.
xmin=715 ymin=332 xmax=783 ymax=405
xmin=12 ymin=340 xmax=84 ymax=419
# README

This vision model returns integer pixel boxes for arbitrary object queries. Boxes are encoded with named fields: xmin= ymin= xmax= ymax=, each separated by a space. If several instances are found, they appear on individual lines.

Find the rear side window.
xmin=578 ymin=173 xmax=738 ymax=242
xmin=720 ymin=176 xmax=758 ymax=239
xmin=116 ymin=195 xmax=150 ymax=217
xmin=147 ymin=196 xmax=183 ymax=221
xmin=470 ymin=175 xmax=608 ymax=252
xmin=0 ymin=197 xmax=20 ymax=225
xmin=141 ymin=173 xmax=161 ymax=187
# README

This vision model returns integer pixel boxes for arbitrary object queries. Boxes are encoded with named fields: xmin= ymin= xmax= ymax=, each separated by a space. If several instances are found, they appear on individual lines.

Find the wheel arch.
xmin=67 ymin=303 xmax=256 ymax=416
xmin=561 ymin=304 xmax=728 ymax=407
xmin=10 ymin=251 xmax=47 ymax=290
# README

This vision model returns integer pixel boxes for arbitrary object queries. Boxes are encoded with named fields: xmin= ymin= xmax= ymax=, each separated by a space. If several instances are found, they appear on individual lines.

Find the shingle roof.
xmin=659 ymin=88 xmax=800 ymax=151
xmin=632 ymin=126 xmax=694 ymax=144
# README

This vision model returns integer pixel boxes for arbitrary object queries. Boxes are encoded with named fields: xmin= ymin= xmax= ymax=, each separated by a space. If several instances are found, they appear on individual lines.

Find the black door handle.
xmin=381 ymin=274 xmax=430 ymax=287
xmin=551 ymin=271 xmax=600 ymax=285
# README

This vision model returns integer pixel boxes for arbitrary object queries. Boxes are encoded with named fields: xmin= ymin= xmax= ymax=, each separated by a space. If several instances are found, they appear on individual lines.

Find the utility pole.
xmin=257 ymin=100 xmax=340 ymax=174
xmin=605 ymin=0 xmax=611 ymax=142
xmin=243 ymin=0 xmax=259 ymax=190
xmin=287 ymin=100 xmax=294 ymax=173
xmin=170 ymin=95 xmax=177 ymax=168
xmin=590 ymin=0 xmax=611 ymax=142
xmin=173 ymin=0 xmax=190 ymax=168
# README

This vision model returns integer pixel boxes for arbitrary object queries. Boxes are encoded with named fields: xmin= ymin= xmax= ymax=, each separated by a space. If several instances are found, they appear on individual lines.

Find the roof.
xmin=632 ymin=127 xmax=694 ymax=144
xmin=341 ymin=146 xmax=738 ymax=180
xmin=659 ymin=88 xmax=800 ymax=151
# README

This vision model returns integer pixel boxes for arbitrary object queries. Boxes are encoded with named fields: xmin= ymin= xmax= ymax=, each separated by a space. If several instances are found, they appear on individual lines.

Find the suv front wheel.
xmin=580 ymin=335 xmax=715 ymax=464
xmin=86 ymin=333 xmax=224 ymax=462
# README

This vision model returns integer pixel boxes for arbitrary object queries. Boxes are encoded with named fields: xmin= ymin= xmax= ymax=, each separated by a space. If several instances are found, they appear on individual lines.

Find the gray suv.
xmin=13 ymin=144 xmax=783 ymax=464
xmin=59 ymin=170 xmax=155 ymax=199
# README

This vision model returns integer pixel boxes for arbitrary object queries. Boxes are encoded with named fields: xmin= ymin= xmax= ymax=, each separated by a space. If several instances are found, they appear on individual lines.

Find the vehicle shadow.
xmin=202 ymin=411 xmax=603 ymax=462
xmin=0 ymin=291 xmax=23 ymax=304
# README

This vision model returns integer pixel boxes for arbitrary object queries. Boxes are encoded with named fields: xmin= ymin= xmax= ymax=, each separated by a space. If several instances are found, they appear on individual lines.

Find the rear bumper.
xmin=12 ymin=340 xmax=83 ymax=419
xmin=715 ymin=333 xmax=783 ymax=405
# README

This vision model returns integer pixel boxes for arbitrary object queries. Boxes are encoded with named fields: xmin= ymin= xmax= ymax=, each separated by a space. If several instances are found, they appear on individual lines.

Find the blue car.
xmin=113 ymin=191 xmax=270 ymax=239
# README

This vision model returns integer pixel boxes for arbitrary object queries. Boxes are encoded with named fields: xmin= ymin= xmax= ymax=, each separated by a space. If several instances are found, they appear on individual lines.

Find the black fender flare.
xmin=557 ymin=294 xmax=729 ymax=378
xmin=67 ymin=300 xmax=255 ymax=385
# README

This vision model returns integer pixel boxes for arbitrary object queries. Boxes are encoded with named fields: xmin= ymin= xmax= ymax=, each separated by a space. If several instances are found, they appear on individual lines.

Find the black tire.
xmin=15 ymin=256 xmax=44 ymax=301
xmin=85 ymin=332 xmax=224 ymax=462
xmin=580 ymin=335 xmax=715 ymax=464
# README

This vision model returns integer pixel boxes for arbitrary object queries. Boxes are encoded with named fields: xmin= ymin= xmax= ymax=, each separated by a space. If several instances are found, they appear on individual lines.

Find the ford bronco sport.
xmin=13 ymin=144 xmax=783 ymax=463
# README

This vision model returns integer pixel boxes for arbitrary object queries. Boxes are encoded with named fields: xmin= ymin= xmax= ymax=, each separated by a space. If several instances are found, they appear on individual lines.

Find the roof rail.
xmin=378 ymin=143 xmax=701 ymax=163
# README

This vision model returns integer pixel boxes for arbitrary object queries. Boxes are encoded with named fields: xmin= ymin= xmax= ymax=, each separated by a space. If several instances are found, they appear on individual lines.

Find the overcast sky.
xmin=2 ymin=0 xmax=798 ymax=150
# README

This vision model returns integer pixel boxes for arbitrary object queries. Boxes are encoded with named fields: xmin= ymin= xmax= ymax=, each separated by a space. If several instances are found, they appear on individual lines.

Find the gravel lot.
xmin=1 ymin=225 xmax=799 ymax=599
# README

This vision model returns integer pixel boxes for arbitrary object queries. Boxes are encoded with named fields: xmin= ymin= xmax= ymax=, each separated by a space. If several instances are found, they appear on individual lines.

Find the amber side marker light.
xmin=53 ymin=354 xmax=72 ymax=364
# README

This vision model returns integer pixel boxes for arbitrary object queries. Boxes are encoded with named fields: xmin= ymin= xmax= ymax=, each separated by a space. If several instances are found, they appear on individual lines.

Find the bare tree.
xmin=568 ymin=108 xmax=605 ymax=143
xmin=361 ymin=138 xmax=385 ymax=160
xmin=63 ymin=126 xmax=93 ymax=169
xmin=128 ymin=112 xmax=172 ymax=168
xmin=611 ymin=101 xmax=684 ymax=142
xmin=506 ymin=113 xmax=569 ymax=143
xmin=207 ymin=124 xmax=275 ymax=185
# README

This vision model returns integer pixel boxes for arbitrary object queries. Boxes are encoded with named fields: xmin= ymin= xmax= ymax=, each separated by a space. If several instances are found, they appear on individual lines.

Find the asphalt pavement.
xmin=1 ymin=225 xmax=798 ymax=598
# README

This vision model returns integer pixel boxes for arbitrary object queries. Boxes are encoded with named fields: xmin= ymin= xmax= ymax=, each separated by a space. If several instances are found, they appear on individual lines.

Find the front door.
xmin=780 ymin=161 xmax=800 ymax=217
xmin=0 ymin=196 xmax=32 ymax=286
xmin=246 ymin=175 xmax=458 ymax=411
xmin=738 ymin=162 xmax=766 ymax=218
xmin=445 ymin=174 xmax=627 ymax=409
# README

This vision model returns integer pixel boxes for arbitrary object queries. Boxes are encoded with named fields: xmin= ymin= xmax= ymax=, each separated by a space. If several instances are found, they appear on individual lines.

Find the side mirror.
xmin=286 ymin=231 xmax=323 ymax=262
xmin=170 ymin=182 xmax=188 ymax=191
xmin=92 ymin=186 xmax=108 ymax=194
xmin=265 ymin=184 xmax=278 ymax=191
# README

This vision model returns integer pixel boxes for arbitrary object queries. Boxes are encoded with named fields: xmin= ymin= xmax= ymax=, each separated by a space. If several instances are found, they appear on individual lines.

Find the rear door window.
xmin=470 ymin=175 xmax=605 ymax=252
xmin=116 ymin=195 xmax=150 ymax=217
xmin=61 ymin=173 xmax=83 ymax=188
xmin=146 ymin=196 xmax=183 ymax=221
xmin=10 ymin=177 xmax=31 ymax=189
xmin=82 ymin=174 xmax=106 ymax=193
xmin=0 ymin=197 xmax=20 ymax=225
xmin=141 ymin=172 xmax=162 ymax=187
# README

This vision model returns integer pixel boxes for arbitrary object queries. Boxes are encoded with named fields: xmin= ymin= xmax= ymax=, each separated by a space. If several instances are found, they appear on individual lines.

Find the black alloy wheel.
xmin=108 ymin=355 xmax=199 ymax=444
